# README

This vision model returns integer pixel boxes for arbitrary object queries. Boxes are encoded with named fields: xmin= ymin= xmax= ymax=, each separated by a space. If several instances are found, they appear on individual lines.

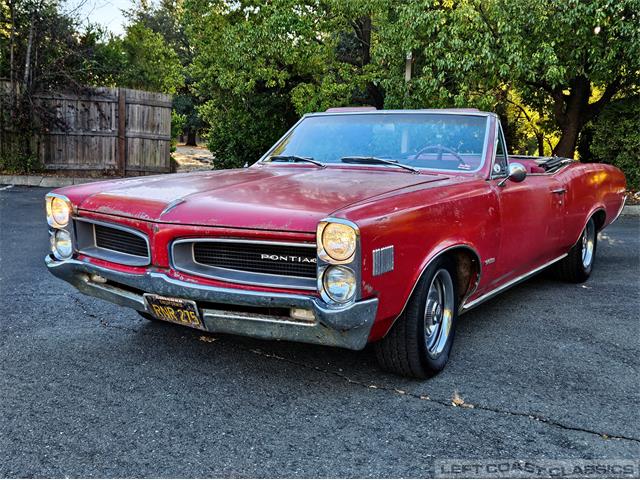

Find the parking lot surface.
xmin=1 ymin=185 xmax=639 ymax=477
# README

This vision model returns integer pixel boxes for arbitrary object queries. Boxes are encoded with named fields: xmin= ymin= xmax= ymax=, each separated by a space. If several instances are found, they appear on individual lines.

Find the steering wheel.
xmin=409 ymin=144 xmax=468 ymax=167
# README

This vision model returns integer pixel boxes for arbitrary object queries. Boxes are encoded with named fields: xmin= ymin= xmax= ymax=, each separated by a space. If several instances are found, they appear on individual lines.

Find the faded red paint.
xmin=53 ymin=113 xmax=627 ymax=344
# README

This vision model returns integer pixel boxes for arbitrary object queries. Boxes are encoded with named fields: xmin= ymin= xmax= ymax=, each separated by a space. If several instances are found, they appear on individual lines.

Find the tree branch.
xmin=585 ymin=78 xmax=621 ymax=121
xmin=472 ymin=1 xmax=500 ymax=48
xmin=524 ymin=79 xmax=555 ymax=95
xmin=551 ymin=88 xmax=567 ymax=126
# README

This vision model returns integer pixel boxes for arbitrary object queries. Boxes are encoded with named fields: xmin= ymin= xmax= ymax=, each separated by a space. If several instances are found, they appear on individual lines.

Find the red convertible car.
xmin=45 ymin=109 xmax=626 ymax=378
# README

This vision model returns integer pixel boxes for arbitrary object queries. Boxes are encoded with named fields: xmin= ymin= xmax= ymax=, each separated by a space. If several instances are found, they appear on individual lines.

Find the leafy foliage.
xmin=0 ymin=152 xmax=41 ymax=174
xmin=198 ymin=92 xmax=294 ymax=169
xmin=588 ymin=97 xmax=640 ymax=190
xmin=183 ymin=0 xmax=328 ymax=166
xmin=1 ymin=0 xmax=639 ymax=180
xmin=376 ymin=0 xmax=640 ymax=157
xmin=108 ymin=23 xmax=184 ymax=94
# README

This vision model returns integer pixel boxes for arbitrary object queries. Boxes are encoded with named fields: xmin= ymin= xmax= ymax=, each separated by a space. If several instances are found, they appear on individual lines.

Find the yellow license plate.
xmin=143 ymin=294 xmax=203 ymax=329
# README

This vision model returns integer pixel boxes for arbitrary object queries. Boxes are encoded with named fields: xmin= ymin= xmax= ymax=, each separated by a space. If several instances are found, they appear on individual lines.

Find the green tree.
xmin=185 ymin=0 xmax=331 ymax=166
xmin=128 ymin=0 xmax=203 ymax=144
xmin=0 ymin=0 xmax=111 ymax=165
xmin=585 ymin=97 xmax=640 ymax=190
xmin=184 ymin=0 xmax=395 ymax=166
xmin=112 ymin=23 xmax=184 ymax=94
xmin=377 ymin=0 xmax=640 ymax=158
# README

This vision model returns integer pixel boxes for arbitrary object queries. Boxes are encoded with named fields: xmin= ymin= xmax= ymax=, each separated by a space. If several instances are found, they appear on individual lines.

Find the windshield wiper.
xmin=340 ymin=156 xmax=419 ymax=173
xmin=268 ymin=155 xmax=325 ymax=168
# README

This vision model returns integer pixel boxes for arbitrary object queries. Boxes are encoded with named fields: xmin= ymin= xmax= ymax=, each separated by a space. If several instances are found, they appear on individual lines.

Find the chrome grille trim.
xmin=74 ymin=218 xmax=150 ymax=267
xmin=171 ymin=238 xmax=318 ymax=291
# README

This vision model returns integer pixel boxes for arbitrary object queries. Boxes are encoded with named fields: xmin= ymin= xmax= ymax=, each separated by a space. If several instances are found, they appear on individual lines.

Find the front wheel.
xmin=555 ymin=217 xmax=597 ymax=283
xmin=374 ymin=256 xmax=459 ymax=379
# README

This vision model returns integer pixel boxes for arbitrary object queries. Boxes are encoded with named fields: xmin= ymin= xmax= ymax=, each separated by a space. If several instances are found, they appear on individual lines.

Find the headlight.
xmin=319 ymin=222 xmax=357 ymax=262
xmin=46 ymin=194 xmax=71 ymax=228
xmin=50 ymin=229 xmax=73 ymax=260
xmin=322 ymin=265 xmax=356 ymax=303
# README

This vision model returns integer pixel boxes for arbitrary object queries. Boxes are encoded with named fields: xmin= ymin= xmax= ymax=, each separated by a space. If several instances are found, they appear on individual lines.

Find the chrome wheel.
xmin=581 ymin=220 xmax=595 ymax=269
xmin=424 ymin=268 xmax=455 ymax=356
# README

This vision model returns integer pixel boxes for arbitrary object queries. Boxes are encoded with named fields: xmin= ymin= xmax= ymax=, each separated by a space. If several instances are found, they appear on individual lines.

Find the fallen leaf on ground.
xmin=198 ymin=335 xmax=217 ymax=343
xmin=452 ymin=390 xmax=465 ymax=406
xmin=452 ymin=390 xmax=475 ymax=408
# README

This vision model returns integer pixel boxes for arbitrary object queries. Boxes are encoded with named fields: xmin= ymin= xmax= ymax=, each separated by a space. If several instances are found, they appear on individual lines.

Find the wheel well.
xmin=441 ymin=247 xmax=481 ymax=305
xmin=592 ymin=209 xmax=606 ymax=232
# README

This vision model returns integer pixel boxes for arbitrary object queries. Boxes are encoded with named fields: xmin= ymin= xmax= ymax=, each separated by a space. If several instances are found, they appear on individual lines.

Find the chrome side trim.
xmin=460 ymin=253 xmax=567 ymax=313
xmin=373 ymin=246 xmax=394 ymax=276
xmin=171 ymin=237 xmax=318 ymax=291
xmin=74 ymin=218 xmax=150 ymax=267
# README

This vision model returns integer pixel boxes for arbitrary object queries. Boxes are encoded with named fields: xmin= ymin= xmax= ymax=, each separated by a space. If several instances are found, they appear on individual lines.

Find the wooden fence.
xmin=1 ymin=85 xmax=172 ymax=176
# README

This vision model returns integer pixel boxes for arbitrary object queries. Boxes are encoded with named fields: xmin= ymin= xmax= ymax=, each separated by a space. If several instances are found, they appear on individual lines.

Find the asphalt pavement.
xmin=1 ymin=185 xmax=639 ymax=477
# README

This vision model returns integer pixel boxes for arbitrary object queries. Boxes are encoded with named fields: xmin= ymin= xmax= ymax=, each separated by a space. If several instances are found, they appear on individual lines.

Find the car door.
xmin=489 ymin=124 xmax=565 ymax=286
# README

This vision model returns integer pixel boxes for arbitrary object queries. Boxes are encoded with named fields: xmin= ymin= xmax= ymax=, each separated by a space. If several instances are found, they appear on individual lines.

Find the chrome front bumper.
xmin=46 ymin=256 xmax=378 ymax=350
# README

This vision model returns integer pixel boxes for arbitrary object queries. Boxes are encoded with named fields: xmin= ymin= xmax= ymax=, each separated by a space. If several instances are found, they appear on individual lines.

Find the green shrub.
xmin=0 ymin=153 xmax=43 ymax=175
xmin=170 ymin=110 xmax=187 ymax=153
xmin=199 ymin=93 xmax=295 ymax=170
xmin=589 ymin=97 xmax=640 ymax=191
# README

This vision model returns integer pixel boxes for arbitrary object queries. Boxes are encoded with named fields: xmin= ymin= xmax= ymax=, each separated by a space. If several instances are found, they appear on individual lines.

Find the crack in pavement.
xmin=70 ymin=296 xmax=147 ymax=334
xmin=66 ymin=297 xmax=640 ymax=446
xmin=231 ymin=343 xmax=640 ymax=445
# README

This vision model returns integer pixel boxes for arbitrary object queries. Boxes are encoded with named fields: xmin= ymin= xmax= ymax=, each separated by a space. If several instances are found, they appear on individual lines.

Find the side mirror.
xmin=498 ymin=162 xmax=527 ymax=186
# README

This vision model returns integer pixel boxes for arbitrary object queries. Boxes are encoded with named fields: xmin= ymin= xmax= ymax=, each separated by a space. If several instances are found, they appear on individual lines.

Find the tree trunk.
xmin=355 ymin=16 xmax=384 ymax=109
xmin=553 ymin=121 xmax=581 ymax=158
xmin=23 ymin=21 xmax=34 ymax=86
xmin=552 ymin=76 xmax=591 ymax=159
xmin=536 ymin=133 xmax=545 ymax=156
xmin=185 ymin=128 xmax=197 ymax=146
xmin=9 ymin=0 xmax=16 ymax=111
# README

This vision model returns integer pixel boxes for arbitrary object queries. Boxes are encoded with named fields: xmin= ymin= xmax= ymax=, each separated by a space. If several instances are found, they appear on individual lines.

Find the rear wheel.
xmin=374 ymin=256 xmax=459 ymax=379
xmin=555 ymin=217 xmax=597 ymax=283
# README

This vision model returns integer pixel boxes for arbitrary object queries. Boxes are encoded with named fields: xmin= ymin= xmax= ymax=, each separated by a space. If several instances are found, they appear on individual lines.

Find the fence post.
xmin=117 ymin=88 xmax=126 ymax=176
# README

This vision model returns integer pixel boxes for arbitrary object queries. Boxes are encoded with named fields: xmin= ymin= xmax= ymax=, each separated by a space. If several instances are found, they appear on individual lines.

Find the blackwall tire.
xmin=374 ymin=256 xmax=459 ymax=379
xmin=555 ymin=217 xmax=597 ymax=283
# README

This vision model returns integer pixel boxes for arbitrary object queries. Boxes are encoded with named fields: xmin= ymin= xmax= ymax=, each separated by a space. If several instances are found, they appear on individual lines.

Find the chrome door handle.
xmin=551 ymin=188 xmax=566 ymax=194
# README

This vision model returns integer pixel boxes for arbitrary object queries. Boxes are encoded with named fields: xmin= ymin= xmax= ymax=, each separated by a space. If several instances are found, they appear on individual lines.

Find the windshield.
xmin=265 ymin=113 xmax=489 ymax=172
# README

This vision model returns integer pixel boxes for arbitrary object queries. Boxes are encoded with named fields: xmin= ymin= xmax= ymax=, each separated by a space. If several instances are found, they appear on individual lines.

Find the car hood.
xmin=73 ymin=166 xmax=446 ymax=232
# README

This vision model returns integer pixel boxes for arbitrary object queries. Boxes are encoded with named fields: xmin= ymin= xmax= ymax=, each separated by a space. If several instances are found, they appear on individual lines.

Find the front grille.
xmin=94 ymin=224 xmax=149 ymax=258
xmin=193 ymin=241 xmax=317 ymax=279
xmin=171 ymin=238 xmax=317 ymax=290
